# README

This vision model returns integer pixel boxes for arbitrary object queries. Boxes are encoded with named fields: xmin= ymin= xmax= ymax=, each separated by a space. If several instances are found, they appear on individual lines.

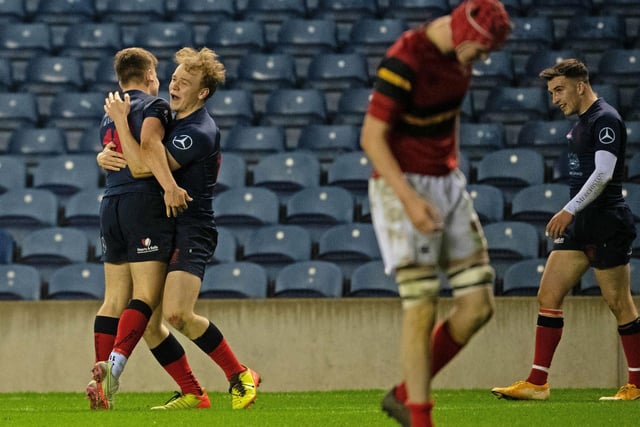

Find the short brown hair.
xmin=113 ymin=47 xmax=158 ymax=86
xmin=174 ymin=47 xmax=226 ymax=100
xmin=539 ymin=58 xmax=590 ymax=82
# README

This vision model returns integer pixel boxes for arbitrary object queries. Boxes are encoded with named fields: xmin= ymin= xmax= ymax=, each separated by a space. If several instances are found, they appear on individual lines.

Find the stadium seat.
xmin=100 ymin=0 xmax=167 ymax=24
xmin=234 ymin=53 xmax=298 ymax=113
xmin=0 ymin=189 xmax=58 ymax=245
xmin=550 ymin=149 xmax=571 ymax=184
xmin=519 ymin=48 xmax=583 ymax=87
xmin=206 ymin=89 xmax=254 ymax=131
xmin=19 ymin=226 xmax=90 ymax=285
xmin=0 ymin=23 xmax=52 ymax=81
xmin=132 ymin=22 xmax=195 ymax=64
xmin=467 ymin=184 xmax=505 ymax=225
xmin=216 ymin=152 xmax=247 ymax=193
xmin=627 ymin=152 xmax=640 ymax=183
xmin=20 ymin=56 xmax=85 ymax=119
xmin=475 ymin=148 xmax=546 ymax=203
xmin=73 ymin=127 xmax=103 ymax=155
xmin=241 ymin=224 xmax=312 ymax=282
xmin=201 ymin=262 xmax=268 ymax=298
xmin=510 ymin=183 xmax=570 ymax=237
xmin=285 ymin=186 xmax=355 ymax=242
xmin=31 ymin=154 xmax=100 ymax=203
xmin=0 ymin=93 xmax=39 ymax=146
xmin=89 ymin=55 xmax=120 ymax=94
xmin=333 ymin=87 xmax=372 ymax=126
xmin=0 ymin=156 xmax=26 ymax=194
xmin=8 ymin=128 xmax=68 ymax=167
xmin=274 ymin=19 xmax=338 ymax=79
xmin=273 ymin=260 xmax=344 ymax=298
xmin=212 ymin=187 xmax=280 ymax=247
xmin=222 ymin=125 xmax=286 ymax=165
xmin=251 ymin=151 xmax=321 ymax=202
xmin=527 ymin=0 xmax=594 ymax=41
xmin=0 ymin=0 xmax=26 ymax=23
xmin=0 ymin=264 xmax=41 ymax=300
xmin=311 ymin=0 xmax=379 ymax=43
xmin=62 ymin=188 xmax=103 ymax=244
xmin=326 ymin=151 xmax=373 ymax=199
xmin=516 ymin=120 xmax=572 ymax=160
xmin=459 ymin=122 xmax=506 ymax=161
xmin=484 ymin=221 xmax=541 ymax=286
xmin=173 ymin=0 xmax=237 ymax=26
xmin=243 ymin=0 xmax=308 ymax=45
xmin=317 ymin=223 xmax=381 ymax=280
xmin=296 ymin=124 xmax=360 ymax=163
xmin=305 ymin=53 xmax=370 ymax=112
xmin=596 ymin=49 xmax=640 ymax=109
xmin=260 ymin=89 xmax=328 ymax=148
xmin=561 ymin=15 xmax=626 ymax=66
xmin=502 ymin=17 xmax=555 ymax=76
xmin=383 ymin=0 xmax=448 ymax=26
xmin=47 ymin=262 xmax=104 ymax=300
xmin=590 ymin=84 xmax=621 ymax=114
xmin=500 ymin=258 xmax=546 ymax=296
xmin=349 ymin=260 xmax=398 ymax=297
xmin=209 ymin=227 xmax=238 ymax=264
xmin=0 ymin=228 xmax=14 ymax=264
xmin=460 ymin=91 xmax=475 ymax=123
xmin=578 ymin=259 xmax=640 ymax=296
xmin=470 ymin=51 xmax=516 ymax=103
xmin=0 ymin=58 xmax=13 ymax=92
xmin=45 ymin=91 xmax=105 ymax=150
xmin=479 ymin=86 xmax=550 ymax=144
xmin=60 ymin=23 xmax=123 ymax=82
xmin=622 ymin=183 xmax=640 ymax=222
xmin=31 ymin=0 xmax=97 ymax=48
xmin=345 ymin=18 xmax=408 ymax=77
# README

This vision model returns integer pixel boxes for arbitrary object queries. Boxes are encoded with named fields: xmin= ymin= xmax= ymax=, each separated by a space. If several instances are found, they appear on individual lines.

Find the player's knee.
xmin=449 ymin=264 xmax=495 ymax=324
xmin=396 ymin=266 xmax=440 ymax=309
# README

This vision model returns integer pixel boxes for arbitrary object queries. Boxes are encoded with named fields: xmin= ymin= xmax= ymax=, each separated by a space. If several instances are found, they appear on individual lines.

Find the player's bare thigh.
xmin=101 ymin=262 xmax=133 ymax=316
xmin=538 ymin=250 xmax=589 ymax=308
xmin=595 ymin=263 xmax=638 ymax=324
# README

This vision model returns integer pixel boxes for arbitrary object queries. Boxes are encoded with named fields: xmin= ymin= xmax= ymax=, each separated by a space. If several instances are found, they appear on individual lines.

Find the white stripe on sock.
xmin=532 ymin=364 xmax=549 ymax=373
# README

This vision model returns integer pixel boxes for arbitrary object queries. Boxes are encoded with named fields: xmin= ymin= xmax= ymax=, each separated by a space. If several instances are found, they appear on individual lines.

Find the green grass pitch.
xmin=0 ymin=389 xmax=638 ymax=426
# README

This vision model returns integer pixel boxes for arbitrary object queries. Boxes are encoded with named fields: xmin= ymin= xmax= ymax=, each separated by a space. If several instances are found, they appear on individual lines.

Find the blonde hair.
xmin=174 ymin=47 xmax=226 ymax=99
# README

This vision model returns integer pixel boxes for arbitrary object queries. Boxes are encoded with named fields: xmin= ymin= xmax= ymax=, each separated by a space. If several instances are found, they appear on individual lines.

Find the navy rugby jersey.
xmin=165 ymin=107 xmax=221 ymax=221
xmin=100 ymin=89 xmax=172 ymax=196
xmin=566 ymin=98 xmax=627 ymax=209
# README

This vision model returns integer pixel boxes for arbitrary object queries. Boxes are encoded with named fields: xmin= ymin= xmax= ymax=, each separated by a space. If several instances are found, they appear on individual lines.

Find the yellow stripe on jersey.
xmin=378 ymin=67 xmax=411 ymax=92
xmin=402 ymin=107 xmax=460 ymax=127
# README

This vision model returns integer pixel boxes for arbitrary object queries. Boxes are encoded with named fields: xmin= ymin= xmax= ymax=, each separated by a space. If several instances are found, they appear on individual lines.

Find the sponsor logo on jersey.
xmin=172 ymin=134 xmax=193 ymax=150
xmin=136 ymin=237 xmax=159 ymax=254
xmin=598 ymin=127 xmax=615 ymax=144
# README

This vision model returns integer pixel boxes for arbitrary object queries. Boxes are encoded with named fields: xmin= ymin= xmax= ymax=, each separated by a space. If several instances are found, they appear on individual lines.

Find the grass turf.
xmin=0 ymin=389 xmax=638 ymax=426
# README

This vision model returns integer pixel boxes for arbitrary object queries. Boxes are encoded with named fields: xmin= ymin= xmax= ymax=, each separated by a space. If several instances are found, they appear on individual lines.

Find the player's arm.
xmin=360 ymin=113 xmax=443 ymax=234
xmin=96 ymin=141 xmax=127 ymax=171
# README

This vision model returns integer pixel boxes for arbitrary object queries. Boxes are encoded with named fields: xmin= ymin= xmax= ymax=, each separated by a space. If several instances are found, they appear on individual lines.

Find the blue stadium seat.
xmin=326 ymin=151 xmax=373 ymax=199
xmin=500 ymin=258 xmax=546 ymax=296
xmin=274 ymin=19 xmax=338 ymax=79
xmin=209 ymin=227 xmax=238 ymax=264
xmin=596 ymin=49 xmax=640 ymax=109
xmin=467 ymin=184 xmax=505 ymax=225
xmin=212 ymin=187 xmax=280 ymax=247
xmin=345 ymin=18 xmax=408 ymax=77
xmin=0 ymin=228 xmax=14 ymax=264
xmin=0 ymin=189 xmax=58 ymax=246
xmin=623 ymin=183 xmax=640 ymax=222
xmin=333 ymin=87 xmax=372 ymax=126
xmin=475 ymin=148 xmax=546 ymax=203
xmin=73 ymin=126 xmax=103 ymax=154
xmin=383 ymin=0 xmax=448 ymax=24
xmin=101 ymin=0 xmax=167 ymax=24
xmin=0 ymin=58 xmax=13 ymax=92
xmin=216 ymin=152 xmax=247 ymax=193
xmin=8 ymin=128 xmax=68 ymax=168
xmin=252 ymin=151 xmax=321 ymax=202
xmin=0 ymin=156 xmax=27 ymax=194
xmin=47 ymin=262 xmax=104 ymax=300
xmin=32 ymin=154 xmax=100 ymax=202
xmin=260 ymin=89 xmax=328 ymax=149
xmin=206 ymin=89 xmax=254 ymax=131
xmin=133 ymin=22 xmax=195 ymax=63
xmin=317 ymin=223 xmax=381 ymax=280
xmin=305 ymin=53 xmax=370 ymax=112
xmin=590 ymin=84 xmax=621 ymax=114
xmin=579 ymin=259 xmax=640 ymax=296
xmin=0 ymin=0 xmax=26 ymax=23
xmin=45 ymin=91 xmax=105 ymax=150
xmin=0 ymin=23 xmax=52 ymax=81
xmin=519 ymin=49 xmax=582 ymax=87
xmin=62 ymin=188 xmax=103 ymax=244
xmin=459 ymin=122 xmax=506 ymax=161
xmin=0 ymin=264 xmax=41 ymax=300
xmin=484 ymin=221 xmax=541 ymax=265
xmin=173 ymin=0 xmax=237 ymax=25
xmin=222 ymin=125 xmax=286 ymax=165
xmin=516 ymin=120 xmax=572 ymax=160
xmin=285 ymin=186 xmax=355 ymax=242
xmin=201 ymin=262 xmax=268 ymax=298
xmin=460 ymin=91 xmax=475 ymax=123
xmin=297 ymin=124 xmax=360 ymax=163
xmin=349 ymin=260 xmax=398 ymax=297
xmin=89 ymin=55 xmax=119 ymax=94
xmin=471 ymin=51 xmax=515 ymax=92
xmin=0 ymin=93 xmax=39 ymax=146
xmin=527 ymin=0 xmax=593 ymax=41
xmin=627 ymin=151 xmax=640 ymax=183
xmin=510 ymin=183 xmax=570 ymax=237
xmin=31 ymin=0 xmax=97 ymax=49
xmin=561 ymin=15 xmax=626 ymax=66
xmin=273 ymin=260 xmax=344 ymax=298
xmin=20 ymin=56 xmax=85 ymax=119
xmin=243 ymin=0 xmax=308 ymax=45
xmin=241 ymin=224 xmax=312 ymax=282
xmin=502 ymin=17 xmax=555 ymax=75
xmin=311 ymin=0 xmax=379 ymax=43
xmin=550 ymin=149 xmax=571 ymax=184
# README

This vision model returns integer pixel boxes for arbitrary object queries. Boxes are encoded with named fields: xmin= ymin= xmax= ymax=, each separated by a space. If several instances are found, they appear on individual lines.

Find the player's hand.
xmin=104 ymin=91 xmax=130 ymax=124
xmin=164 ymin=186 xmax=193 ymax=217
xmin=545 ymin=209 xmax=573 ymax=240
xmin=97 ymin=142 xmax=127 ymax=171
xmin=404 ymin=193 xmax=444 ymax=234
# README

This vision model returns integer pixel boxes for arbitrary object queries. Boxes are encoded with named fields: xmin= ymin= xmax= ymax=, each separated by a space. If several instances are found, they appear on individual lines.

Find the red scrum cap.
xmin=451 ymin=0 xmax=511 ymax=51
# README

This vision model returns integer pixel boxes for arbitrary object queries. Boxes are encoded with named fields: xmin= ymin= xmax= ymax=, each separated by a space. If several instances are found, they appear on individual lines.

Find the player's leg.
xmin=492 ymin=249 xmax=587 ymax=400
